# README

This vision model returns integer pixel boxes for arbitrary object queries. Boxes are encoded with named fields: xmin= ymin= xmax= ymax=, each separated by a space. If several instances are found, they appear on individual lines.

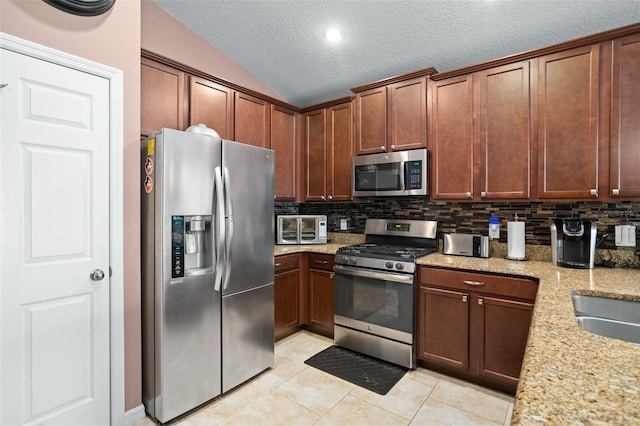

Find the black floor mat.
xmin=304 ymin=345 xmax=407 ymax=395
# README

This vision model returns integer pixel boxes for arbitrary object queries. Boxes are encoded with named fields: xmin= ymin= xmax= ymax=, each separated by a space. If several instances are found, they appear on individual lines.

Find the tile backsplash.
xmin=276 ymin=198 xmax=640 ymax=251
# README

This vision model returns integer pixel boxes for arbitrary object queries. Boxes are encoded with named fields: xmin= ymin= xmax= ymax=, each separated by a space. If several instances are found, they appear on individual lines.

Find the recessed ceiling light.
xmin=323 ymin=27 xmax=343 ymax=42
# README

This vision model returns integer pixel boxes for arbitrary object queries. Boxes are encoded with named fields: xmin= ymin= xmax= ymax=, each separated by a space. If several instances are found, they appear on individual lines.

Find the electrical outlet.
xmin=615 ymin=225 xmax=636 ymax=247
xmin=340 ymin=218 xmax=348 ymax=230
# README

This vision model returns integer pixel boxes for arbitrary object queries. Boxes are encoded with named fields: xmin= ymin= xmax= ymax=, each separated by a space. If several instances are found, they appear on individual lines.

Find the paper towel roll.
xmin=507 ymin=221 xmax=526 ymax=260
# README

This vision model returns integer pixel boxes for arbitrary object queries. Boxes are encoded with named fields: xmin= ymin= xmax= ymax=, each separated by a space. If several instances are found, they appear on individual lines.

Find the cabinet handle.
xmin=462 ymin=295 xmax=468 ymax=302
xmin=590 ymin=189 xmax=598 ymax=196
xmin=330 ymin=273 xmax=334 ymax=279
xmin=321 ymin=195 xmax=326 ymax=200
xmin=380 ymin=146 xmax=386 ymax=152
xmin=478 ymin=297 xmax=484 ymax=305
xmin=328 ymin=195 xmax=333 ymax=200
xmin=390 ymin=144 xmax=396 ymax=150
xmin=462 ymin=280 xmax=485 ymax=286
xmin=315 ymin=260 xmax=328 ymax=264
xmin=466 ymin=192 xmax=472 ymax=198
xmin=480 ymin=191 xmax=486 ymax=198
xmin=274 ymin=262 xmax=282 ymax=267
xmin=612 ymin=188 xmax=620 ymax=196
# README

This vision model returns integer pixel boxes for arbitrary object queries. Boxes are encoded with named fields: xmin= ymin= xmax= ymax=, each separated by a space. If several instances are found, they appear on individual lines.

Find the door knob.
xmin=90 ymin=269 xmax=105 ymax=281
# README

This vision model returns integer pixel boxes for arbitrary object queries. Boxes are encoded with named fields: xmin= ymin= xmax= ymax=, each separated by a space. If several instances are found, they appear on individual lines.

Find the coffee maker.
xmin=550 ymin=218 xmax=597 ymax=269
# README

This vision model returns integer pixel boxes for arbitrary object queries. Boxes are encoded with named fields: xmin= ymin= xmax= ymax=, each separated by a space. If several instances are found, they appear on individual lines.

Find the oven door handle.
xmin=333 ymin=265 xmax=414 ymax=285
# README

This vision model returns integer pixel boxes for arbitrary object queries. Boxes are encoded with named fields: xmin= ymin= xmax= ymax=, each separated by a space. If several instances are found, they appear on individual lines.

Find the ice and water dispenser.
xmin=551 ymin=218 xmax=597 ymax=269
xmin=171 ymin=215 xmax=213 ymax=278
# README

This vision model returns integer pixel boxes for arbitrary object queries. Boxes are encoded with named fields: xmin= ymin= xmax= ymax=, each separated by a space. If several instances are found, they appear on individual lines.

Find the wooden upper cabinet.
xmin=327 ymin=102 xmax=354 ymax=201
xmin=355 ymin=87 xmax=387 ymax=154
xmin=354 ymin=76 xmax=428 ymax=155
xmin=610 ymin=34 xmax=640 ymax=198
xmin=305 ymin=109 xmax=327 ymax=201
xmin=141 ymin=57 xmax=186 ymax=136
xmin=234 ymin=92 xmax=270 ymax=148
xmin=536 ymin=45 xmax=601 ymax=199
xmin=429 ymin=75 xmax=475 ymax=200
xmin=189 ymin=76 xmax=234 ymax=140
xmin=305 ymin=101 xmax=353 ymax=202
xmin=388 ymin=76 xmax=428 ymax=151
xmin=271 ymin=105 xmax=298 ymax=201
xmin=479 ymin=61 xmax=532 ymax=200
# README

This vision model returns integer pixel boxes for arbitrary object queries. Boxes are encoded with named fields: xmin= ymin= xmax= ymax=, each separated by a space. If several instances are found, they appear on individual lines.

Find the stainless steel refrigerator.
xmin=141 ymin=128 xmax=274 ymax=423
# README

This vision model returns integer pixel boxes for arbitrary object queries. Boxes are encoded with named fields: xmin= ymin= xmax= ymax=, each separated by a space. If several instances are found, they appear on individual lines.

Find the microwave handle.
xmin=402 ymin=161 xmax=409 ymax=192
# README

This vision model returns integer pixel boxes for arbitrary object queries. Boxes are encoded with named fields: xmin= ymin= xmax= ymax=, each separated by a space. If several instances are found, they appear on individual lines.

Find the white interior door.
xmin=0 ymin=48 xmax=111 ymax=425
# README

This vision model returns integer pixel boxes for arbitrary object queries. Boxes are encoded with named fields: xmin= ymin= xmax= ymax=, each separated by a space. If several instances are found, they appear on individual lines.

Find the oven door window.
xmin=299 ymin=217 xmax=317 ymax=242
xmin=335 ymin=270 xmax=413 ymax=335
xmin=354 ymin=163 xmax=402 ymax=192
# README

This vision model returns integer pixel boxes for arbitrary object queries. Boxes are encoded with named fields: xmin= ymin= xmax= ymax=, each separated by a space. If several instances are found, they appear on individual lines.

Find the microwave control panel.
xmin=406 ymin=160 xmax=423 ymax=189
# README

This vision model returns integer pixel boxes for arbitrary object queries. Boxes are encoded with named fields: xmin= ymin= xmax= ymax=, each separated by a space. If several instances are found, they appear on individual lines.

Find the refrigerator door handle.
xmin=213 ymin=166 xmax=226 ymax=292
xmin=222 ymin=167 xmax=234 ymax=290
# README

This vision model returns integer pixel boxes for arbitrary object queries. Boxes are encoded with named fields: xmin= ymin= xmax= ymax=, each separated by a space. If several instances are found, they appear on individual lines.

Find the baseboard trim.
xmin=125 ymin=404 xmax=146 ymax=425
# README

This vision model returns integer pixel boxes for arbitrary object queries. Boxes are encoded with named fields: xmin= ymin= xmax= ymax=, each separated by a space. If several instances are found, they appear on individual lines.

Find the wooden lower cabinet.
xmin=274 ymin=254 xmax=301 ymax=341
xmin=418 ymin=267 xmax=537 ymax=394
xmin=307 ymin=253 xmax=335 ymax=337
xmin=478 ymin=295 xmax=534 ymax=385
xmin=418 ymin=286 xmax=469 ymax=371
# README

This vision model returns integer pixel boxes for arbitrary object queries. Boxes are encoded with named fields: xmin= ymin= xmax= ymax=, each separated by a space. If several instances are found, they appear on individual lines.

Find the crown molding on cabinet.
xmin=141 ymin=48 xmax=301 ymax=113
xmin=431 ymin=22 xmax=640 ymax=81
xmin=350 ymin=67 xmax=438 ymax=93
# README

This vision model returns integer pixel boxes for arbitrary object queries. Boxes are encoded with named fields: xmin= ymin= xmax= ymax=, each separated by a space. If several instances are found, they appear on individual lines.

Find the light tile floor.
xmin=135 ymin=330 xmax=514 ymax=425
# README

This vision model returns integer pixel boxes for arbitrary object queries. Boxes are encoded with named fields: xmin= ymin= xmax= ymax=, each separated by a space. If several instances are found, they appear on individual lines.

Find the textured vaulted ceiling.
xmin=155 ymin=0 xmax=640 ymax=108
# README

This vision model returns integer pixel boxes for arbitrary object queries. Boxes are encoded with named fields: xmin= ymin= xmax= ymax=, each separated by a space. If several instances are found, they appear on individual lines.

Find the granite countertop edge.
xmin=275 ymin=245 xmax=640 ymax=424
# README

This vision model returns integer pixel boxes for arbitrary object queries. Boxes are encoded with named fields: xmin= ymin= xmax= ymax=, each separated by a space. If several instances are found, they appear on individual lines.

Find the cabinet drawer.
xmin=419 ymin=267 xmax=538 ymax=301
xmin=274 ymin=254 xmax=299 ymax=273
xmin=308 ymin=253 xmax=335 ymax=271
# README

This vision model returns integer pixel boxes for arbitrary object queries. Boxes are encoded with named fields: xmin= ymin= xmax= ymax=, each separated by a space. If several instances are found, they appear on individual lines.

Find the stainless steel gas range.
xmin=333 ymin=219 xmax=438 ymax=369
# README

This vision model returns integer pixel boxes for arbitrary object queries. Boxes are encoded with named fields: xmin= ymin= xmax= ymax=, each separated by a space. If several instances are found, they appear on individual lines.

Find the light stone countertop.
xmin=274 ymin=243 xmax=640 ymax=424
xmin=274 ymin=243 xmax=345 ymax=257
xmin=417 ymin=254 xmax=640 ymax=425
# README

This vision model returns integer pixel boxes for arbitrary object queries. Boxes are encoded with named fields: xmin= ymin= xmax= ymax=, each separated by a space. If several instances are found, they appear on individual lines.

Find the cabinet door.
xmin=417 ymin=286 xmax=469 ymax=371
xmin=271 ymin=105 xmax=298 ymax=201
xmin=429 ymin=75 xmax=475 ymax=200
xmin=274 ymin=269 xmax=300 ymax=340
xmin=189 ymin=76 xmax=234 ymax=140
xmin=610 ymin=34 xmax=640 ymax=198
xmin=308 ymin=268 xmax=334 ymax=337
xmin=141 ymin=58 xmax=186 ymax=136
xmin=479 ymin=61 xmax=532 ymax=199
xmin=355 ymin=87 xmax=387 ymax=155
xmin=327 ymin=102 xmax=353 ymax=201
xmin=305 ymin=109 xmax=327 ymax=201
xmin=388 ymin=76 xmax=427 ymax=151
xmin=234 ymin=92 xmax=270 ymax=148
xmin=476 ymin=295 xmax=533 ymax=388
xmin=537 ymin=45 xmax=600 ymax=199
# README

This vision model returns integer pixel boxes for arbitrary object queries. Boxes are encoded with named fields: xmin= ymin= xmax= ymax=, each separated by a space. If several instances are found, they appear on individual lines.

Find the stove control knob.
xmin=395 ymin=263 xmax=404 ymax=270
xmin=385 ymin=261 xmax=394 ymax=269
xmin=349 ymin=257 xmax=357 ymax=265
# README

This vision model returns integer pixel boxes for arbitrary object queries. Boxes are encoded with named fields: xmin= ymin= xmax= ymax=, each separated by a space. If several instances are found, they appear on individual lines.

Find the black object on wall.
xmin=42 ymin=0 xmax=115 ymax=16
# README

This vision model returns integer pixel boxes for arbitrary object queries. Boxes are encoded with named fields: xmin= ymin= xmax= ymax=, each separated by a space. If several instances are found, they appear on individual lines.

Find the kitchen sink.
xmin=571 ymin=293 xmax=640 ymax=344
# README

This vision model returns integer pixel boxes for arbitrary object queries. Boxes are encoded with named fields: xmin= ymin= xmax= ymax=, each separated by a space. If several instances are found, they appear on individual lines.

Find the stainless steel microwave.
xmin=352 ymin=149 xmax=429 ymax=197
xmin=276 ymin=215 xmax=327 ymax=245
